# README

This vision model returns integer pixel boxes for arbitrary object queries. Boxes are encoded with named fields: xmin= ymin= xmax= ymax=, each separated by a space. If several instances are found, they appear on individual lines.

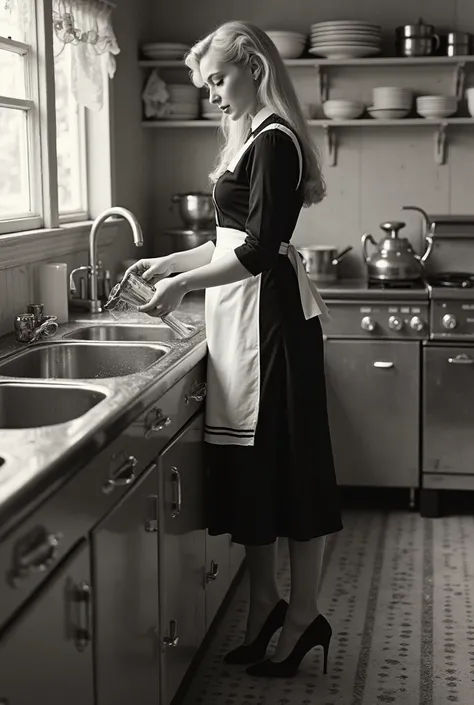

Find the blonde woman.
xmin=128 ymin=20 xmax=343 ymax=678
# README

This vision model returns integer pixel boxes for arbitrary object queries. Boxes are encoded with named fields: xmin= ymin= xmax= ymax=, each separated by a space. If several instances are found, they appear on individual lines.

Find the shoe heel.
xmin=322 ymin=635 xmax=331 ymax=674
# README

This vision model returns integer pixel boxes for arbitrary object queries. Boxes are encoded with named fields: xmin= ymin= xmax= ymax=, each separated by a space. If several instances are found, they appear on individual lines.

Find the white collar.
xmin=251 ymin=106 xmax=274 ymax=132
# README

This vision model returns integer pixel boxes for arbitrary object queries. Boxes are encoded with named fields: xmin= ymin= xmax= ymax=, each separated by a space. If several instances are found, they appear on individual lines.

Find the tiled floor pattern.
xmin=180 ymin=508 xmax=474 ymax=705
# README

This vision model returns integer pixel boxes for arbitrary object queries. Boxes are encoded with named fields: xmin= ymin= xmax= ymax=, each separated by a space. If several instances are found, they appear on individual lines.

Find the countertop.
xmin=314 ymin=278 xmax=430 ymax=301
xmin=0 ymin=294 xmax=206 ymax=537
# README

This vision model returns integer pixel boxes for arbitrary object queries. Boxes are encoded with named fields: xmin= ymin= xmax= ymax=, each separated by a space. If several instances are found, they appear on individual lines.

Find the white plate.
xmin=310 ymin=21 xmax=381 ymax=30
xmin=309 ymin=45 xmax=380 ymax=58
xmin=143 ymin=51 xmax=187 ymax=59
xmin=368 ymin=108 xmax=410 ymax=119
xmin=142 ymin=42 xmax=189 ymax=49
xmin=311 ymin=39 xmax=381 ymax=48
xmin=311 ymin=27 xmax=381 ymax=35
xmin=156 ymin=115 xmax=200 ymax=121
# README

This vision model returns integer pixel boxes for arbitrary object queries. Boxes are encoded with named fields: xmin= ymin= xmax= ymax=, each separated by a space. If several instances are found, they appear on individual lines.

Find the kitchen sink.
xmin=0 ymin=382 xmax=107 ymax=428
xmin=65 ymin=323 xmax=194 ymax=343
xmin=0 ymin=342 xmax=168 ymax=380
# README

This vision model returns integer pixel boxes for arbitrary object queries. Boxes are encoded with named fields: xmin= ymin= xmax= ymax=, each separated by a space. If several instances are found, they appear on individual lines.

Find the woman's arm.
xmin=169 ymin=240 xmax=216 ymax=273
xmin=174 ymin=250 xmax=252 ymax=293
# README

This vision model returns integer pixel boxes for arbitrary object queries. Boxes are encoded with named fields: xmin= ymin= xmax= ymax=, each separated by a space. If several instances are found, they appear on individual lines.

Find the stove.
xmin=426 ymin=273 xmax=474 ymax=341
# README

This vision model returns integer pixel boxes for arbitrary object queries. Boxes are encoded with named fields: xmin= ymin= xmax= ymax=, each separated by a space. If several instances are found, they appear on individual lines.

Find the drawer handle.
xmin=373 ymin=361 xmax=394 ymax=369
xmin=102 ymin=456 xmax=138 ymax=494
xmin=162 ymin=619 xmax=179 ymax=648
xmin=8 ymin=528 xmax=63 ymax=588
xmin=448 ymin=354 xmax=474 ymax=364
xmin=170 ymin=467 xmax=182 ymax=518
xmin=184 ymin=381 xmax=207 ymax=404
xmin=145 ymin=411 xmax=172 ymax=437
xmin=205 ymin=560 xmax=219 ymax=583
xmin=73 ymin=581 xmax=92 ymax=652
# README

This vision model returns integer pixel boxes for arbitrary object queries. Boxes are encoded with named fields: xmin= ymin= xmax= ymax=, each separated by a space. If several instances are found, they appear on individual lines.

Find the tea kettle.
xmin=361 ymin=220 xmax=433 ymax=282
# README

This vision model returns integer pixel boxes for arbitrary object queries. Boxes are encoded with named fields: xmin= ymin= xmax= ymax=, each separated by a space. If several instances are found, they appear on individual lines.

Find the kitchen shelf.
xmin=142 ymin=117 xmax=474 ymax=166
xmin=139 ymin=56 xmax=474 ymax=68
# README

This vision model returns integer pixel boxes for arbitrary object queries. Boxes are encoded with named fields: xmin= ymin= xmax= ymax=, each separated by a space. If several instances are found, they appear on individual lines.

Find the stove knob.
xmin=361 ymin=316 xmax=376 ymax=332
xmin=409 ymin=316 xmax=424 ymax=332
xmin=388 ymin=316 xmax=403 ymax=331
xmin=442 ymin=314 xmax=457 ymax=330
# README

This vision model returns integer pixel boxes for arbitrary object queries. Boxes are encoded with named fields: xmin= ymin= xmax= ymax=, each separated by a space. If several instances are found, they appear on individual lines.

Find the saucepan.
xmin=297 ymin=245 xmax=353 ymax=282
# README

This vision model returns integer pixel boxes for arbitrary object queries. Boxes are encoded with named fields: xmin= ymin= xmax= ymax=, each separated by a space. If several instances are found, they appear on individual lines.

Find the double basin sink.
xmin=0 ymin=322 xmax=194 ymax=431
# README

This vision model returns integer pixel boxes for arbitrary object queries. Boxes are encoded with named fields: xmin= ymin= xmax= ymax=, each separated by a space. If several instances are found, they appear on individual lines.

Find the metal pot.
xmin=362 ymin=221 xmax=433 ymax=282
xmin=297 ymin=245 xmax=352 ymax=282
xmin=170 ymin=192 xmax=215 ymax=229
xmin=395 ymin=18 xmax=440 ymax=56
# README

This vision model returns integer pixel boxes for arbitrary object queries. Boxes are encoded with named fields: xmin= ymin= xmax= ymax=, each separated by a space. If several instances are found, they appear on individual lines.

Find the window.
xmin=0 ymin=2 xmax=42 ymax=232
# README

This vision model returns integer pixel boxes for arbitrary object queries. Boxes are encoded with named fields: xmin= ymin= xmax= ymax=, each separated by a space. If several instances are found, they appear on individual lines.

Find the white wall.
xmin=147 ymin=0 xmax=474 ymax=277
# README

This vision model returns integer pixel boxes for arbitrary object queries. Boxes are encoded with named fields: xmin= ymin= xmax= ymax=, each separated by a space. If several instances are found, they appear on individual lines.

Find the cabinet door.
xmin=0 ymin=542 xmax=93 ymax=705
xmin=325 ymin=340 xmax=420 ymax=487
xmin=93 ymin=462 xmax=160 ymax=705
xmin=158 ymin=411 xmax=206 ymax=705
xmin=204 ymin=532 xmax=230 ymax=631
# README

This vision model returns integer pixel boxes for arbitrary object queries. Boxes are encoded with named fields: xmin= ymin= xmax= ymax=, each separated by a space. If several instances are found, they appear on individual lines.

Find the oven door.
xmin=423 ymin=343 xmax=474 ymax=474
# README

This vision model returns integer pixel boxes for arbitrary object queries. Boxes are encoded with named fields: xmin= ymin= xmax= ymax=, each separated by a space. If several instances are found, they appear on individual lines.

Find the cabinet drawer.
xmin=0 ymin=359 xmax=206 ymax=631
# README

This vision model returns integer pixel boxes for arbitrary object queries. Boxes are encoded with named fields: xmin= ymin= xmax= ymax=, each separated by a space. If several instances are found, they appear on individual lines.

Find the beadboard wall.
xmin=147 ymin=0 xmax=474 ymax=277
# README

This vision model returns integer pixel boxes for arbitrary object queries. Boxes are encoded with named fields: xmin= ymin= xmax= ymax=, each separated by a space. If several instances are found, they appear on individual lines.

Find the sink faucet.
xmin=69 ymin=207 xmax=144 ymax=313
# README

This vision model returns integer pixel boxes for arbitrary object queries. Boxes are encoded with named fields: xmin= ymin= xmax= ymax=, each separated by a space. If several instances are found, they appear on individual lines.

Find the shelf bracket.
xmin=324 ymin=125 xmax=337 ymax=167
xmin=453 ymin=62 xmax=466 ymax=101
xmin=434 ymin=123 xmax=447 ymax=165
xmin=315 ymin=64 xmax=329 ymax=103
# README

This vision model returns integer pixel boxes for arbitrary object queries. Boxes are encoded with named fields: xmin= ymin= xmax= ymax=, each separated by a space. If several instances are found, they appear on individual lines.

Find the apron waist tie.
xmin=278 ymin=241 xmax=331 ymax=321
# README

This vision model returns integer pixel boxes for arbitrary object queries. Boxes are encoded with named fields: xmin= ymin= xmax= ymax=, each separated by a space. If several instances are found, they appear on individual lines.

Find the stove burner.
xmin=427 ymin=271 xmax=474 ymax=288
xmin=368 ymin=279 xmax=425 ymax=290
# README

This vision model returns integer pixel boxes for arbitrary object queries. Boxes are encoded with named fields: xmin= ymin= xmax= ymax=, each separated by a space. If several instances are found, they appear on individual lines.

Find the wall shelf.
xmin=139 ymin=56 xmax=474 ymax=69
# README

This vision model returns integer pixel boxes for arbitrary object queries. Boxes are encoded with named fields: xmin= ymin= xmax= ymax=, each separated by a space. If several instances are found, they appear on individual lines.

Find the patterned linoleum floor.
xmin=180 ymin=505 xmax=474 ymax=705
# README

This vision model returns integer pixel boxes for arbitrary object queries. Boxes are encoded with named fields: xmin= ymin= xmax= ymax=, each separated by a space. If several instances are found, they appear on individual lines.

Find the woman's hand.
xmin=138 ymin=277 xmax=187 ymax=317
xmin=124 ymin=255 xmax=175 ymax=285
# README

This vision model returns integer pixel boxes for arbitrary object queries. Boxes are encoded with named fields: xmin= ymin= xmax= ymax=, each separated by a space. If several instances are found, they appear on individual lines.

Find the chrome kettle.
xmin=362 ymin=220 xmax=433 ymax=282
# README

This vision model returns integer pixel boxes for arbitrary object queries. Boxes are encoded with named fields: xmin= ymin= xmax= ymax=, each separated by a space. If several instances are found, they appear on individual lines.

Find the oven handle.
xmin=373 ymin=361 xmax=394 ymax=369
xmin=448 ymin=354 xmax=474 ymax=365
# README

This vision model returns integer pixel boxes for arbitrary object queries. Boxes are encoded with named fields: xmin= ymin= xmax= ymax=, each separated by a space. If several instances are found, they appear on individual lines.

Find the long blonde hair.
xmin=184 ymin=21 xmax=326 ymax=206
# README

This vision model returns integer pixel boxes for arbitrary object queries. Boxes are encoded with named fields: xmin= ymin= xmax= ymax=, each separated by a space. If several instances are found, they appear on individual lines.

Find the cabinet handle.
xmin=145 ymin=409 xmax=172 ymax=437
xmin=8 ymin=527 xmax=62 ymax=587
xmin=102 ymin=455 xmax=138 ymax=494
xmin=73 ymin=581 xmax=92 ymax=652
xmin=184 ymin=381 xmax=207 ymax=404
xmin=162 ymin=619 xmax=179 ymax=648
xmin=145 ymin=490 xmax=158 ymax=533
xmin=170 ymin=467 xmax=182 ymax=518
xmin=205 ymin=560 xmax=219 ymax=583
xmin=448 ymin=354 xmax=474 ymax=364
xmin=373 ymin=361 xmax=394 ymax=369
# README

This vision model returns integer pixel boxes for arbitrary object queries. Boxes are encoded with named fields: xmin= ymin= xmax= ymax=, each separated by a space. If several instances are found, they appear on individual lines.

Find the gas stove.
xmin=427 ymin=278 xmax=474 ymax=340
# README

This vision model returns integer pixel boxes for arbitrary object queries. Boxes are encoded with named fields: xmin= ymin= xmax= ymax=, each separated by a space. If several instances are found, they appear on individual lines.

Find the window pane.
xmin=54 ymin=42 xmax=85 ymax=214
xmin=0 ymin=49 xmax=25 ymax=98
xmin=0 ymin=107 xmax=30 ymax=216
xmin=0 ymin=1 xmax=30 ymax=43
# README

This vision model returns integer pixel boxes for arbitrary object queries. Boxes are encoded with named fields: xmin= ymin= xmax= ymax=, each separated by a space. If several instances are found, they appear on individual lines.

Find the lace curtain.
xmin=52 ymin=0 xmax=120 ymax=111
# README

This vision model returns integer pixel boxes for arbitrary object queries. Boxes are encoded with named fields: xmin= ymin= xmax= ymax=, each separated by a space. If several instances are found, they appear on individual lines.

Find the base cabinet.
xmin=93 ymin=461 xmax=161 ymax=705
xmin=325 ymin=339 xmax=420 ymax=487
xmin=205 ymin=533 xmax=231 ymax=631
xmin=158 ymin=412 xmax=207 ymax=705
xmin=0 ymin=541 xmax=94 ymax=705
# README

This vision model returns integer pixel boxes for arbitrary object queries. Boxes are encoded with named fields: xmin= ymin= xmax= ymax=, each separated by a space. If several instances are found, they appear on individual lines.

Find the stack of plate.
xmin=265 ymin=31 xmax=307 ymax=58
xmin=416 ymin=95 xmax=458 ymax=119
xmin=163 ymin=84 xmax=200 ymax=120
xmin=309 ymin=20 xmax=382 ymax=59
xmin=201 ymin=98 xmax=221 ymax=120
xmin=368 ymin=86 xmax=413 ymax=119
xmin=141 ymin=42 xmax=189 ymax=60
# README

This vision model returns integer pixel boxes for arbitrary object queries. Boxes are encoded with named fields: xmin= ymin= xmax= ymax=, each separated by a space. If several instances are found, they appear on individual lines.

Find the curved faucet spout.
xmin=89 ymin=207 xmax=144 ymax=309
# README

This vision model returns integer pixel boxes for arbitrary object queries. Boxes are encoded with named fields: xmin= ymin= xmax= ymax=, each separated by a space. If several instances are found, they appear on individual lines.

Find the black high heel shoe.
xmin=245 ymin=613 xmax=332 ymax=678
xmin=223 ymin=599 xmax=288 ymax=665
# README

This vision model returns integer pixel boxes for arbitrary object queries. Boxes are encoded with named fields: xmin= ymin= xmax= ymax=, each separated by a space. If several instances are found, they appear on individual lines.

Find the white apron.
xmin=204 ymin=123 xmax=330 ymax=447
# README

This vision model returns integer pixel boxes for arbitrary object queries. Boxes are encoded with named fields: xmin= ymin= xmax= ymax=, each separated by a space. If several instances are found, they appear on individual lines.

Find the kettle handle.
xmin=420 ymin=234 xmax=434 ymax=264
xmin=361 ymin=233 xmax=377 ymax=263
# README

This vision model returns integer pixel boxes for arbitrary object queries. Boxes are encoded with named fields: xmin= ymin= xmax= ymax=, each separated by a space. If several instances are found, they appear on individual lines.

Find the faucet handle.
xmin=70 ymin=265 xmax=90 ymax=294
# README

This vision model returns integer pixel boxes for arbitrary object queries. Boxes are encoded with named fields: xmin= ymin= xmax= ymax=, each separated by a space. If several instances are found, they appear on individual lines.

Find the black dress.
xmin=204 ymin=110 xmax=344 ymax=546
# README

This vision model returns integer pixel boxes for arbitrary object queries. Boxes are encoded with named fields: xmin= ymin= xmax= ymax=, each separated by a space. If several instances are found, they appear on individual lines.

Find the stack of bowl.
xmin=322 ymin=99 xmax=365 ymax=120
xmin=141 ymin=42 xmax=189 ymax=60
xmin=416 ymin=95 xmax=458 ymax=119
xmin=368 ymin=86 xmax=413 ymax=119
xmin=164 ymin=83 xmax=200 ymax=120
xmin=265 ymin=31 xmax=307 ymax=58
xmin=466 ymin=88 xmax=474 ymax=117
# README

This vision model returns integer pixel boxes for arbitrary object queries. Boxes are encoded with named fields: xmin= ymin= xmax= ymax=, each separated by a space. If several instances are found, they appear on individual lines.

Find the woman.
xmin=127 ymin=20 xmax=343 ymax=678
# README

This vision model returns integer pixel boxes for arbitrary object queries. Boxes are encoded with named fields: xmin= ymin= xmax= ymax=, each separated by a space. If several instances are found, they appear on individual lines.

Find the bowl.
xmin=322 ymin=100 xmax=365 ymax=120
xmin=265 ymin=32 xmax=306 ymax=58
xmin=368 ymin=106 xmax=410 ymax=119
